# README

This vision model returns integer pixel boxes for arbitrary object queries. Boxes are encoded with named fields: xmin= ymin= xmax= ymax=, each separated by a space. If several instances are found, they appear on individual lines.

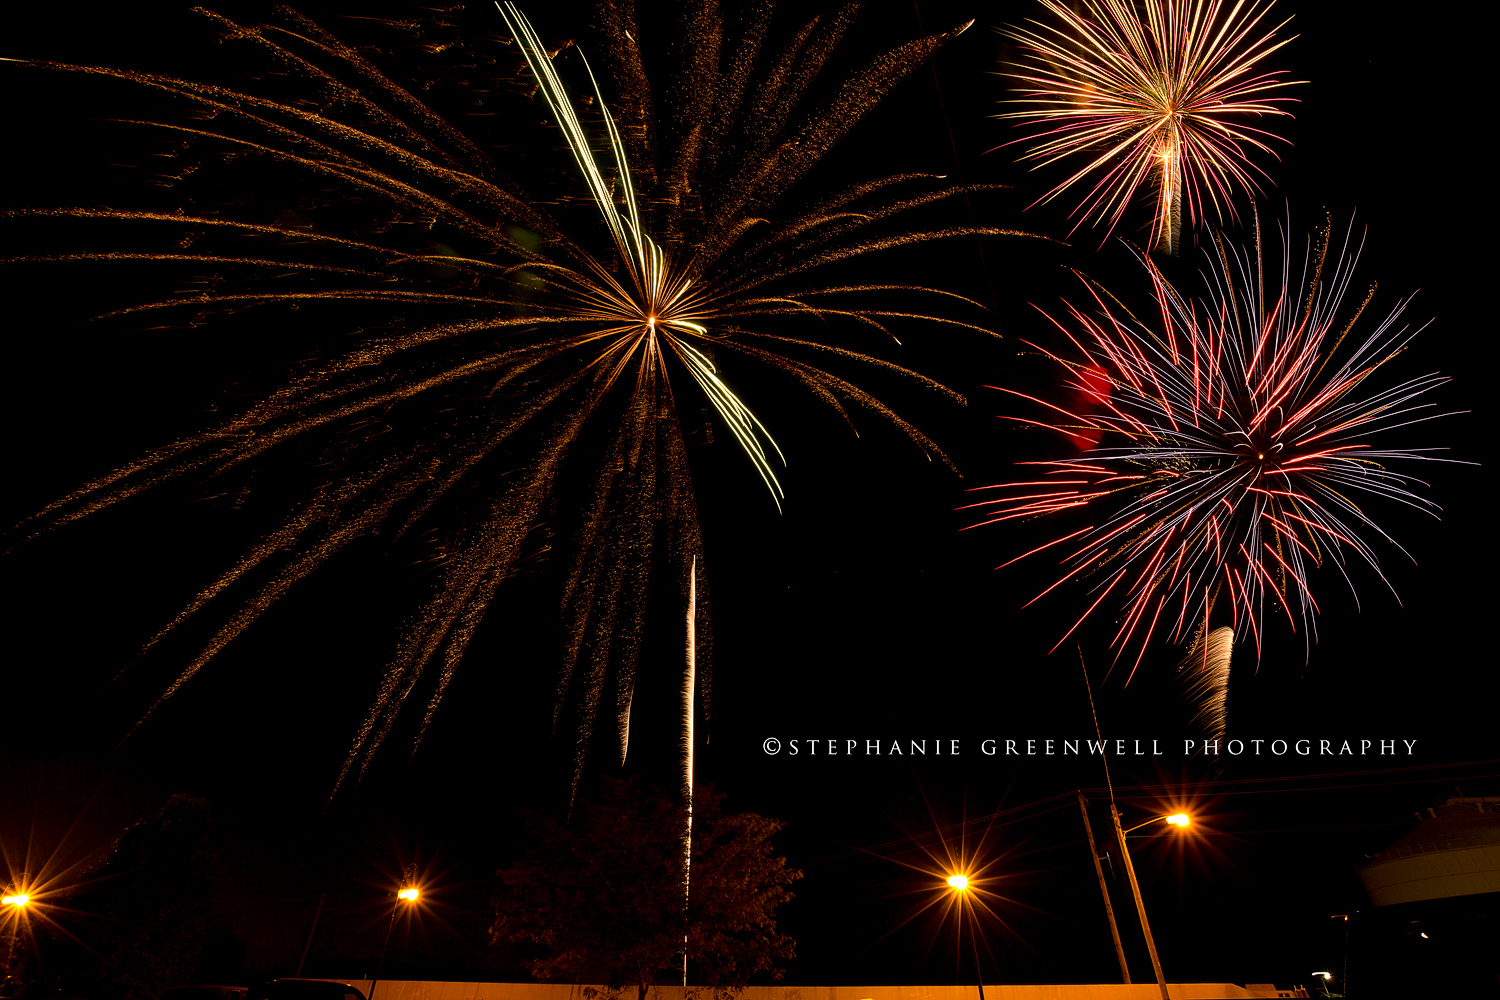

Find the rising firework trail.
xmin=999 ymin=0 xmax=1300 ymax=255
xmin=969 ymin=211 xmax=1459 ymax=675
xmin=4 ymin=5 xmax=1043 ymax=796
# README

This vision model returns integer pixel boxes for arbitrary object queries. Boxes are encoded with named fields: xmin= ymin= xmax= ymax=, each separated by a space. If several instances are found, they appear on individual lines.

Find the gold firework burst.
xmin=1000 ymin=0 xmax=1300 ymax=254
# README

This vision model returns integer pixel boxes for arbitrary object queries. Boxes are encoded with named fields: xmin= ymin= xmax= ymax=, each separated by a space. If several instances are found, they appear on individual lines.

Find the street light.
xmin=943 ymin=873 xmax=984 ymax=1000
xmin=2 ymin=876 xmax=34 ymax=1000
xmin=1119 ymin=812 xmax=1192 ymax=836
xmin=373 ymin=864 xmax=421 ymax=992
xmin=1079 ymin=797 xmax=1197 ymax=988
xmin=1109 ymin=808 xmax=1193 ymax=1000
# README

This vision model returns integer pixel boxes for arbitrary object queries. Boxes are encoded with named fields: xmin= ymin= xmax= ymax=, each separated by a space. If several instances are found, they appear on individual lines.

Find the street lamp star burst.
xmin=939 ymin=865 xmax=994 ymax=1000
xmin=1 ymin=867 xmax=75 ymax=998
xmin=863 ymin=805 xmax=1023 ymax=975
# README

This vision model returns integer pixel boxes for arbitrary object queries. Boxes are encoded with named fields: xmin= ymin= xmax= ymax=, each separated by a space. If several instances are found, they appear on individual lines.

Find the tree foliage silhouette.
xmin=493 ymin=779 xmax=799 ymax=999
xmin=84 ymin=795 xmax=214 ymax=1000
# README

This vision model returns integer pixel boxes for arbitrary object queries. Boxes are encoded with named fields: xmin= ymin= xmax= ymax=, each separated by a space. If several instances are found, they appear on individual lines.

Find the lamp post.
xmin=1 ymin=875 xmax=32 ymax=1000
xmin=1109 ymin=809 xmax=1191 ymax=1000
xmin=295 ymin=894 xmax=327 ymax=978
xmin=372 ymin=864 xmax=420 ymax=998
xmin=944 ymin=874 xmax=984 ymax=1000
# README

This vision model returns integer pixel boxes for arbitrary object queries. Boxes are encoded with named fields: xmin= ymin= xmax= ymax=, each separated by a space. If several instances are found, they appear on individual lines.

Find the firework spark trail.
xmin=970 ymin=212 xmax=1459 ymax=674
xmin=499 ymin=2 xmax=791 ymax=507
xmin=999 ymin=0 xmax=1300 ymax=254
xmin=5 ymin=6 xmax=1049 ymax=795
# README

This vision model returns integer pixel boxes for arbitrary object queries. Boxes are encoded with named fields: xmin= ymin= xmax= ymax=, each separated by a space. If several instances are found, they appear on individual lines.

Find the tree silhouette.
xmin=493 ymin=779 xmax=798 ymax=1000
xmin=84 ymin=795 xmax=215 ymax=1000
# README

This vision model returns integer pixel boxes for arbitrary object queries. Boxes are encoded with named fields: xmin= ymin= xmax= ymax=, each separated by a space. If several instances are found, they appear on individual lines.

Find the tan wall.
xmin=329 ymin=981 xmax=1292 ymax=1000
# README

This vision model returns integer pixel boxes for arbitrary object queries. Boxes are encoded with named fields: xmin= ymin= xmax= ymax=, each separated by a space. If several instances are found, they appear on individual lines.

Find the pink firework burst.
xmin=970 ymin=213 xmax=1459 ymax=674
xmin=999 ymin=0 xmax=1300 ymax=255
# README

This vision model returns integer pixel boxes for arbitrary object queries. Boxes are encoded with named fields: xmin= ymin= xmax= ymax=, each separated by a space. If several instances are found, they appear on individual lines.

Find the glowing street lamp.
xmin=1120 ymin=812 xmax=1193 ymax=836
xmin=374 ymin=864 xmax=421 ymax=985
xmin=1109 ymin=808 xmax=1194 ymax=1000
xmin=1078 ymin=798 xmax=1197 ymax=989
xmin=2 ymin=877 xmax=34 ymax=1000
xmin=943 ymin=873 xmax=984 ymax=1000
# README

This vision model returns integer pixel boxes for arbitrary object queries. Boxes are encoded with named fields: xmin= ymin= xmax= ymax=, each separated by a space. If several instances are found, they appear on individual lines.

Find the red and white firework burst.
xmin=971 ymin=214 xmax=1458 ymax=673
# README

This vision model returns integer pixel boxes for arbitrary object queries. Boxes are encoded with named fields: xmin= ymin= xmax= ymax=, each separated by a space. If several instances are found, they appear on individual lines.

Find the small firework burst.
xmin=970 ymin=212 xmax=1458 ymax=674
xmin=1000 ymin=0 xmax=1300 ymax=255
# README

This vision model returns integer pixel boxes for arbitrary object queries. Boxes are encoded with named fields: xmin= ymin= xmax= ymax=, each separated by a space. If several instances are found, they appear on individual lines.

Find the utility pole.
xmin=1078 ymin=792 xmax=1131 ymax=983
xmin=296 ymin=894 xmax=326 ymax=978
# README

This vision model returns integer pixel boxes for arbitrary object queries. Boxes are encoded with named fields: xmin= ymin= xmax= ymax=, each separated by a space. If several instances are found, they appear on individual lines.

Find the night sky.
xmin=3 ymin=1 xmax=1493 ymax=996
